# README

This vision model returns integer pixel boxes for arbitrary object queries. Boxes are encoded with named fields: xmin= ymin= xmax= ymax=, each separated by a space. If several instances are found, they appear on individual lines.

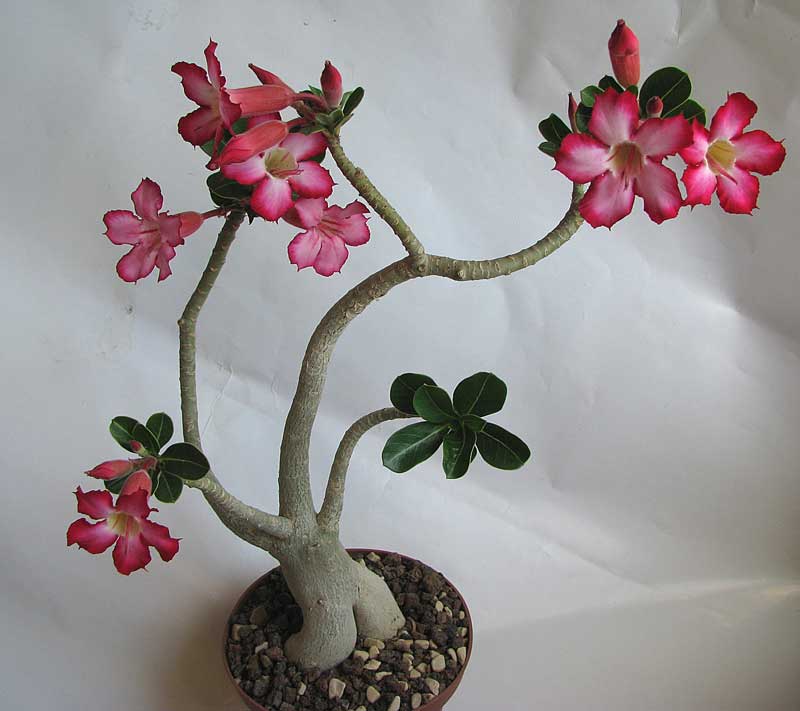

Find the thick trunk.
xmin=276 ymin=531 xmax=404 ymax=670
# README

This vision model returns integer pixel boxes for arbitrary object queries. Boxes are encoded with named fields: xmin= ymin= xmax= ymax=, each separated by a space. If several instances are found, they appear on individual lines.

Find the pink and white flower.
xmin=221 ymin=132 xmax=334 ymax=221
xmin=172 ymin=40 xmax=294 ymax=161
xmin=680 ymin=92 xmax=786 ymax=214
xmin=67 ymin=488 xmax=179 ymax=575
xmin=284 ymin=198 xmax=370 ymax=276
xmin=103 ymin=179 xmax=207 ymax=282
xmin=555 ymin=88 xmax=692 ymax=228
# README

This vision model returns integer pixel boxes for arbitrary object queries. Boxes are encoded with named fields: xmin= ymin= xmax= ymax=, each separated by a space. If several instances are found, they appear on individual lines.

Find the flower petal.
xmin=250 ymin=175 xmax=294 ymax=221
xmin=579 ymin=171 xmax=635 ymax=228
xmin=221 ymin=154 xmax=267 ymax=185
xmin=67 ymin=519 xmax=118 ymax=553
xmin=218 ymin=120 xmax=288 ymax=166
xmin=171 ymin=61 xmax=215 ymax=106
xmin=140 ymin=520 xmax=180 ymax=562
xmin=314 ymin=235 xmax=348 ymax=276
xmin=248 ymin=63 xmax=294 ymax=92
xmin=633 ymin=116 xmax=692 ymax=159
xmin=337 ymin=201 xmax=370 ymax=219
xmin=554 ymin=133 xmax=610 ymax=183
xmin=588 ymin=88 xmax=639 ymax=147
xmin=112 ymin=533 xmax=151 ymax=575
xmin=103 ymin=210 xmax=145 ymax=246
xmin=116 ymin=244 xmax=158 ymax=283
xmin=733 ymin=130 xmax=786 ymax=175
xmin=218 ymin=89 xmax=242 ymax=130
xmin=156 ymin=243 xmax=177 ymax=282
xmin=131 ymin=178 xmax=163 ymax=221
xmin=710 ymin=92 xmax=757 ymax=141
xmin=157 ymin=213 xmax=183 ymax=247
xmin=178 ymin=106 xmax=219 ymax=146
xmin=283 ymin=197 xmax=326 ymax=229
xmin=716 ymin=165 xmax=760 ymax=214
xmin=74 ymin=487 xmax=115 ymax=519
xmin=115 ymin=489 xmax=152 ymax=520
xmin=246 ymin=112 xmax=282 ymax=129
xmin=281 ymin=132 xmax=328 ymax=162
xmin=335 ymin=213 xmax=370 ymax=246
xmin=120 ymin=470 xmax=153 ymax=497
xmin=289 ymin=161 xmax=334 ymax=198
xmin=288 ymin=228 xmax=323 ymax=269
xmin=679 ymin=120 xmax=711 ymax=165
xmin=682 ymin=163 xmax=717 ymax=207
xmin=634 ymin=160 xmax=684 ymax=224
xmin=204 ymin=39 xmax=224 ymax=90
xmin=227 ymin=86 xmax=294 ymax=116
xmin=86 ymin=460 xmax=135 ymax=480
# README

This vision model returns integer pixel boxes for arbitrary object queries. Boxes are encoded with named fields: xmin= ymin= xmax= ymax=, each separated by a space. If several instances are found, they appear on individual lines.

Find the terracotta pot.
xmin=224 ymin=548 xmax=473 ymax=711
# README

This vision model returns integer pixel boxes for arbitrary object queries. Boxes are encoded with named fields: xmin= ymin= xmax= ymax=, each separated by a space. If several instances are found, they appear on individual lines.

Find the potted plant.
xmin=66 ymin=19 xmax=785 ymax=711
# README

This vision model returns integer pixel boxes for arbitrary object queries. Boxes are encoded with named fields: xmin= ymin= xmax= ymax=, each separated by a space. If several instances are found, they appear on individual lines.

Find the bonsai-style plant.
xmin=67 ymin=18 xmax=785 ymax=705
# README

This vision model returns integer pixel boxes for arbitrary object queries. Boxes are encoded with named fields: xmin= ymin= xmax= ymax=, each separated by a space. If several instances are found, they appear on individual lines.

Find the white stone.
xmin=395 ymin=639 xmax=413 ymax=652
xmin=364 ymin=637 xmax=385 ymax=650
xmin=447 ymin=648 xmax=458 ymax=663
xmin=366 ymin=552 xmax=381 ymax=563
xmin=356 ymin=707 xmax=366 ymax=711
xmin=375 ymin=671 xmax=392 ymax=681
xmin=353 ymin=650 xmax=370 ymax=663
xmin=431 ymin=654 xmax=446 ymax=672
xmin=397 ymin=681 xmax=409 ymax=692
xmin=253 ymin=641 xmax=269 ymax=654
xmin=368 ymin=645 xmax=380 ymax=659
xmin=458 ymin=610 xmax=465 ymax=619
xmin=414 ymin=639 xmax=430 ymax=650
xmin=366 ymin=685 xmax=381 ymax=704
xmin=298 ymin=682 xmax=307 ymax=696
xmin=387 ymin=696 xmax=401 ymax=711
xmin=415 ymin=662 xmax=428 ymax=673
xmin=328 ymin=678 xmax=346 ymax=699
xmin=457 ymin=646 xmax=467 ymax=664
xmin=411 ymin=692 xmax=422 ymax=709
xmin=364 ymin=659 xmax=381 ymax=671
xmin=409 ymin=669 xmax=421 ymax=679
xmin=434 ymin=600 xmax=444 ymax=612
xmin=425 ymin=677 xmax=440 ymax=695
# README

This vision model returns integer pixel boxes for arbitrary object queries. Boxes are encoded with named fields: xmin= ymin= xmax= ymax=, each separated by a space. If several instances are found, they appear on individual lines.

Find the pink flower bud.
xmin=120 ymin=469 xmax=153 ymax=497
xmin=608 ymin=19 xmax=640 ymax=88
xmin=321 ymin=60 xmax=343 ymax=108
xmin=646 ymin=96 xmax=663 ymax=118
xmin=129 ymin=440 xmax=145 ymax=455
xmin=568 ymin=93 xmax=579 ymax=132
xmin=178 ymin=211 xmax=204 ymax=238
xmin=85 ymin=459 xmax=135 ymax=480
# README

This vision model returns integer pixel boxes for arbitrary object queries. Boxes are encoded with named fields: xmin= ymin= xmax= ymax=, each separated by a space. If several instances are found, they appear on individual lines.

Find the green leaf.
xmin=159 ymin=442 xmax=210 ymax=481
xmin=390 ymin=373 xmax=436 ymax=415
xmin=153 ymin=470 xmax=183 ymax=503
xmin=146 ymin=413 xmax=173 ymax=451
xmin=104 ymin=473 xmax=131 ymax=494
xmin=462 ymin=414 xmax=486 ymax=432
xmin=538 ymin=114 xmax=571 ymax=147
xmin=413 ymin=385 xmax=458 ymax=424
xmin=109 ymin=416 xmax=159 ymax=454
xmin=206 ymin=172 xmax=252 ymax=208
xmin=580 ymin=85 xmax=603 ymax=108
xmin=453 ymin=372 xmax=507 ymax=417
xmin=575 ymin=103 xmax=592 ymax=133
xmin=230 ymin=117 xmax=249 ymax=134
xmin=307 ymin=85 xmax=324 ymax=97
xmin=343 ymin=86 xmax=364 ymax=115
xmin=626 ymin=84 xmax=639 ymax=97
xmin=476 ymin=423 xmax=531 ymax=470
xmin=598 ymin=75 xmax=624 ymax=93
xmin=538 ymin=141 xmax=559 ymax=157
xmin=639 ymin=67 xmax=691 ymax=118
xmin=669 ymin=98 xmax=706 ymax=125
xmin=200 ymin=138 xmax=216 ymax=157
xmin=382 ymin=422 xmax=447 ymax=473
xmin=442 ymin=427 xmax=477 ymax=480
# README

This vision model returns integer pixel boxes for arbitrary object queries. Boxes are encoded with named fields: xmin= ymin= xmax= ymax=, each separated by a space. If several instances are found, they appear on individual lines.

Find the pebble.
xmin=447 ymin=648 xmax=458 ymax=663
xmin=366 ymin=552 xmax=381 ymax=563
xmin=357 ymin=558 xmax=366 ymax=566
xmin=364 ymin=637 xmax=386 ymax=650
xmin=297 ymin=682 xmax=306 ymax=696
xmin=402 ymin=653 xmax=415 ymax=666
xmin=364 ymin=659 xmax=381 ymax=671
xmin=431 ymin=654 xmax=446 ymax=672
xmin=368 ymin=645 xmax=380 ymax=659
xmin=253 ymin=641 xmax=269 ymax=654
xmin=387 ymin=695 xmax=401 ymax=711
xmin=395 ymin=638 xmax=413 ymax=652
xmin=457 ymin=646 xmax=467 ymax=664
xmin=356 ymin=707 xmax=366 ymax=711
xmin=353 ymin=650 xmax=369 ymax=663
xmin=328 ymin=678 xmax=346 ymax=699
xmin=458 ymin=627 xmax=468 ymax=636
xmin=366 ymin=685 xmax=381 ymax=703
xmin=425 ymin=678 xmax=440 ymax=695
xmin=415 ymin=662 xmax=428 ymax=673
xmin=434 ymin=600 xmax=444 ymax=612
xmin=397 ymin=681 xmax=409 ymax=692
xmin=248 ymin=605 xmax=268 ymax=626
xmin=231 ymin=624 xmax=254 ymax=641
xmin=414 ymin=640 xmax=430 ymax=650
xmin=375 ymin=671 xmax=392 ymax=681
xmin=411 ymin=692 xmax=422 ymax=709
xmin=459 ymin=610 xmax=465 ymax=620
xmin=408 ymin=669 xmax=421 ymax=679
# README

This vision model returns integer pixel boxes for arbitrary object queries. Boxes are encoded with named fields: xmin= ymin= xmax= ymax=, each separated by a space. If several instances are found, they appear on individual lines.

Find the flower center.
xmin=264 ymin=148 xmax=299 ymax=179
xmin=706 ymin=139 xmax=736 ymax=175
xmin=106 ymin=512 xmax=141 ymax=537
xmin=609 ymin=141 xmax=644 ymax=182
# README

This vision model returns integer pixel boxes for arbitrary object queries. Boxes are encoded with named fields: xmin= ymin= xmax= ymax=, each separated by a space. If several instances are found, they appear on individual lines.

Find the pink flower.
xmin=86 ymin=459 xmax=135 ymax=480
xmin=217 ymin=119 xmax=289 ymax=168
xmin=67 ymin=488 xmax=179 ymax=575
xmin=284 ymin=198 xmax=370 ymax=276
xmin=221 ymin=132 xmax=334 ymax=221
xmin=555 ymin=88 xmax=692 ymax=228
xmin=120 ymin=470 xmax=153 ymax=497
xmin=172 ymin=40 xmax=294 ymax=161
xmin=679 ymin=93 xmax=786 ymax=214
xmin=608 ymin=19 xmax=640 ymax=88
xmin=103 ymin=179 xmax=206 ymax=282
xmin=321 ymin=61 xmax=343 ymax=108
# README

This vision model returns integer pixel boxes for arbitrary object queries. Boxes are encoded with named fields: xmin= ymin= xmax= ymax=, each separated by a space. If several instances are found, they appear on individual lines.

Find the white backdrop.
xmin=2 ymin=1 xmax=799 ymax=709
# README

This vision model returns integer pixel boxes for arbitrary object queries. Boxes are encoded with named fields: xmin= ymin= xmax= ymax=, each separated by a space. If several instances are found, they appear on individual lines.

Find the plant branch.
xmin=178 ymin=209 xmax=292 ymax=543
xmin=318 ymin=407 xmax=414 ymax=531
xmin=325 ymin=132 xmax=426 ymax=257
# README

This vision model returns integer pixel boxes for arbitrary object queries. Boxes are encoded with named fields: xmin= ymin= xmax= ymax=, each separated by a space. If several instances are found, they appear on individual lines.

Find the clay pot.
xmin=224 ymin=548 xmax=473 ymax=711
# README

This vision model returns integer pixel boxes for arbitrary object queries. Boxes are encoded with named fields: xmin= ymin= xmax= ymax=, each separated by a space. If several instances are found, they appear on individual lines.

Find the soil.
xmin=225 ymin=551 xmax=471 ymax=711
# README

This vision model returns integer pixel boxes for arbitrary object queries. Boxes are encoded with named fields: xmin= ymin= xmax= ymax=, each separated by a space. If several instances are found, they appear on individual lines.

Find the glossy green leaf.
xmin=476 ymin=423 xmax=530 ymax=470
xmin=343 ymin=87 xmax=364 ymax=115
xmin=442 ymin=427 xmax=477 ymax=480
xmin=453 ymin=372 xmax=507 ymax=417
xmin=413 ymin=385 xmax=457 ymax=424
xmin=668 ymin=98 xmax=706 ymax=125
xmin=462 ymin=414 xmax=486 ymax=433
xmin=207 ymin=172 xmax=252 ymax=208
xmin=598 ymin=75 xmax=624 ymax=93
xmin=146 ymin=413 xmax=173 ymax=451
xmin=382 ymin=422 xmax=447 ymax=473
xmin=104 ymin=472 xmax=131 ymax=495
xmin=159 ymin=442 xmax=210 ymax=481
xmin=109 ymin=416 xmax=159 ymax=454
xmin=580 ymin=85 xmax=603 ymax=108
xmin=153 ymin=470 xmax=183 ymax=503
xmin=575 ymin=103 xmax=592 ymax=133
xmin=538 ymin=141 xmax=559 ymax=157
xmin=639 ymin=67 xmax=691 ymax=118
xmin=307 ymin=85 xmax=324 ymax=97
xmin=390 ymin=373 xmax=437 ymax=415
xmin=538 ymin=114 xmax=571 ymax=147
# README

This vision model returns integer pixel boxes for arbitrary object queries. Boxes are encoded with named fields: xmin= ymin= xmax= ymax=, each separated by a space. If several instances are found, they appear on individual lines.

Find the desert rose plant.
xmin=68 ymin=20 xmax=785 ymax=676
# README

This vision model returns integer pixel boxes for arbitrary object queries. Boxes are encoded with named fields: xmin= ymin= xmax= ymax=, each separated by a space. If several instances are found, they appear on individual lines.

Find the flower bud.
xmin=646 ymin=96 xmax=663 ymax=118
xmin=178 ymin=211 xmax=204 ymax=238
xmin=608 ymin=19 xmax=640 ymax=88
xmin=129 ymin=440 xmax=146 ymax=455
xmin=120 ymin=470 xmax=153 ymax=497
xmin=568 ymin=93 xmax=579 ymax=132
xmin=86 ymin=459 xmax=134 ymax=480
xmin=321 ymin=60 xmax=343 ymax=108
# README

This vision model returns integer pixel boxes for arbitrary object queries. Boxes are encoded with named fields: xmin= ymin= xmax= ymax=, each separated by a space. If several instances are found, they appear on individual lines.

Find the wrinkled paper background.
xmin=2 ymin=1 xmax=799 ymax=709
